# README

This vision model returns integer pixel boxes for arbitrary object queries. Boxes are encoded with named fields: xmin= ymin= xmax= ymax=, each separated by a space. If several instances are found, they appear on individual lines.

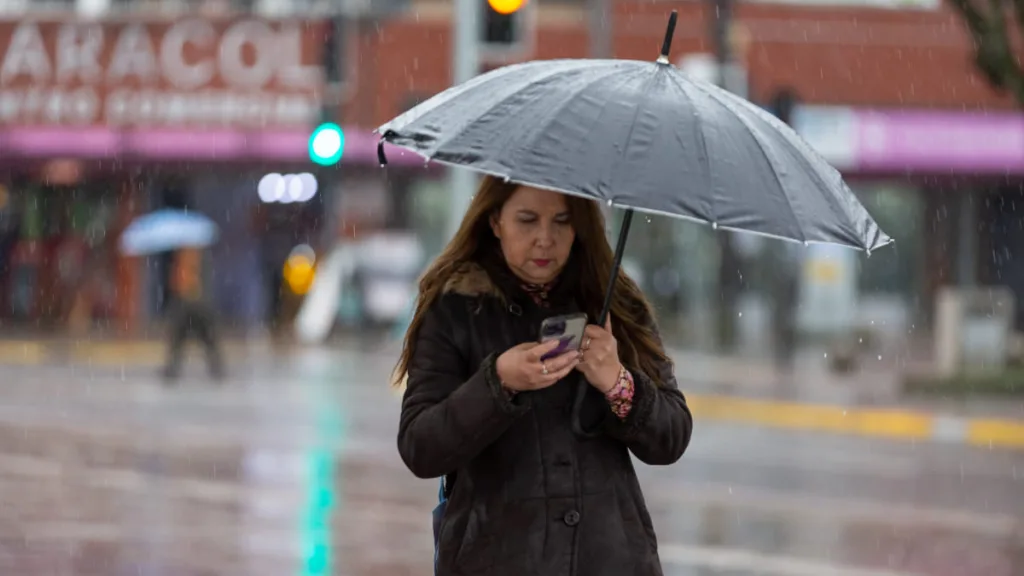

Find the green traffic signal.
xmin=309 ymin=123 xmax=345 ymax=166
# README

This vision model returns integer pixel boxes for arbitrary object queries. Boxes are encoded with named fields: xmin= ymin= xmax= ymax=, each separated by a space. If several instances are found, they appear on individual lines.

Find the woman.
xmin=394 ymin=176 xmax=693 ymax=576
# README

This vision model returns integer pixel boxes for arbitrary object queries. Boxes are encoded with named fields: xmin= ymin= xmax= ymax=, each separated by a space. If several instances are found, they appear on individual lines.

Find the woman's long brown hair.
xmin=392 ymin=175 xmax=672 ymax=387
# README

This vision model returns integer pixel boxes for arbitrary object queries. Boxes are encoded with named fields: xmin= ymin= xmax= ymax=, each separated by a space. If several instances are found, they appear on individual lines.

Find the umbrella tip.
xmin=658 ymin=10 xmax=679 ymax=64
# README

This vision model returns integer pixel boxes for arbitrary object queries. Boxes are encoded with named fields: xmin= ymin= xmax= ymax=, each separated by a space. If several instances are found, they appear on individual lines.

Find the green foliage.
xmin=948 ymin=0 xmax=1024 ymax=105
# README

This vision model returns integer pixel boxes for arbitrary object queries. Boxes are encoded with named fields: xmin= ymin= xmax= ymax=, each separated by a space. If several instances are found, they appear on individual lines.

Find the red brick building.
xmin=345 ymin=0 xmax=1011 ymax=129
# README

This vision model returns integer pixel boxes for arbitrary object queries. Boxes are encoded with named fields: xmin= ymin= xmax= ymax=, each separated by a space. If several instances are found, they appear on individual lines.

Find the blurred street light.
xmin=258 ymin=173 xmax=319 ymax=204
xmin=284 ymin=245 xmax=317 ymax=296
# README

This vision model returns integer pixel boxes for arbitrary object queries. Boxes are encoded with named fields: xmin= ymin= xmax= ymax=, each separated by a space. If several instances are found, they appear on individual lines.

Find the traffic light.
xmin=308 ymin=123 xmax=345 ymax=166
xmin=482 ymin=0 xmax=526 ymax=49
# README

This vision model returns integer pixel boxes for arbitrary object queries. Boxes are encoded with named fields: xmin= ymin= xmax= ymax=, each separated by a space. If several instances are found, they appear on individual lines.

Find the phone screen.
xmin=539 ymin=314 xmax=588 ymax=361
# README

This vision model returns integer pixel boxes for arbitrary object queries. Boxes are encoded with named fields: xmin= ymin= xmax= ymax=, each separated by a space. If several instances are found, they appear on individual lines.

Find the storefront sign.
xmin=0 ymin=19 xmax=324 ymax=128
xmin=853 ymin=109 xmax=1024 ymax=174
xmin=744 ymin=0 xmax=937 ymax=9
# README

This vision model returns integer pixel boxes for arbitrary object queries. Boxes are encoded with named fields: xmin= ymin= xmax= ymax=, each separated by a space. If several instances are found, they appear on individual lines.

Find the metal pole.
xmin=447 ymin=0 xmax=481 ymax=238
xmin=590 ymin=0 xmax=615 ymax=234
xmin=710 ymin=0 xmax=740 ymax=353
xmin=711 ymin=0 xmax=733 ymax=87
xmin=588 ymin=0 xmax=613 ymax=59
xmin=957 ymin=189 xmax=977 ymax=287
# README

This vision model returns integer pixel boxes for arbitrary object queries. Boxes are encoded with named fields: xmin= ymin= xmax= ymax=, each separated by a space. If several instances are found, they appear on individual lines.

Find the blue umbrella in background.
xmin=119 ymin=209 xmax=219 ymax=256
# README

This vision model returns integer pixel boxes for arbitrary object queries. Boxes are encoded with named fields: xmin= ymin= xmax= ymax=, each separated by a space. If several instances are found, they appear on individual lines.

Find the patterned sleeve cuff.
xmin=604 ymin=366 xmax=635 ymax=420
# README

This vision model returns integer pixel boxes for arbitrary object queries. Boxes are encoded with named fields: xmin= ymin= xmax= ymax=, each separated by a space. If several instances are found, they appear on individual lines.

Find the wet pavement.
xmin=1 ymin=347 xmax=1023 ymax=576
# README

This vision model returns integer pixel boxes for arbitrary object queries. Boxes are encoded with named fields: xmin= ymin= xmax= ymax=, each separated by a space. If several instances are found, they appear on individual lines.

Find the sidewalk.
xmin=3 ymin=334 xmax=1023 ymax=450
xmin=0 ymin=335 xmax=271 ymax=366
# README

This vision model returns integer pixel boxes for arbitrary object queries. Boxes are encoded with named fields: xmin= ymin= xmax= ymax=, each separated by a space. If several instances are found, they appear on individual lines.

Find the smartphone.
xmin=538 ymin=313 xmax=588 ymax=361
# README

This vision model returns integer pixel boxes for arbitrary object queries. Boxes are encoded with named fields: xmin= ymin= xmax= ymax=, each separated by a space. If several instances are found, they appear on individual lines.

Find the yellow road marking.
xmin=0 ymin=342 xmax=47 ymax=364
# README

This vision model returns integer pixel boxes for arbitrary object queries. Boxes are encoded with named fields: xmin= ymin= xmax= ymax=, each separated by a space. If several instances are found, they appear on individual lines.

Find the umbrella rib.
xmin=666 ymin=72 xmax=715 ymax=224
xmin=689 ymin=83 xmax=808 ymax=243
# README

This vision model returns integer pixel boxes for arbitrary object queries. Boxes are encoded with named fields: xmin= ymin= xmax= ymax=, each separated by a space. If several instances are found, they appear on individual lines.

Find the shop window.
xmin=0 ymin=177 xmax=121 ymax=325
xmin=855 ymin=184 xmax=923 ymax=298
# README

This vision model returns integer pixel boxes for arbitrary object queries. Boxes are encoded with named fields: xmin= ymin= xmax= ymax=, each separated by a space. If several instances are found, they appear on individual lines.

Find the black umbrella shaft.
xmin=574 ymin=208 xmax=635 ymax=440
xmin=659 ymin=11 xmax=679 ymax=60
xmin=598 ymin=209 xmax=634 ymax=326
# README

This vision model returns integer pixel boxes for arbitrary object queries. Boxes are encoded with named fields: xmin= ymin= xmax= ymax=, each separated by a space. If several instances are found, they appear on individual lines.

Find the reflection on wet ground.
xmin=0 ymin=350 xmax=1021 ymax=576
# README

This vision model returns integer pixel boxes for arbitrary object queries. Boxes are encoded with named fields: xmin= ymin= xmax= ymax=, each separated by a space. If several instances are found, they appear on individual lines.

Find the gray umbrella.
xmin=376 ymin=11 xmax=891 ymax=434
xmin=378 ymin=12 xmax=890 ymax=303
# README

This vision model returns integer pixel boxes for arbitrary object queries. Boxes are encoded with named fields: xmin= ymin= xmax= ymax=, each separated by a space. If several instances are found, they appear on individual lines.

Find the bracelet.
xmin=605 ymin=366 xmax=634 ymax=418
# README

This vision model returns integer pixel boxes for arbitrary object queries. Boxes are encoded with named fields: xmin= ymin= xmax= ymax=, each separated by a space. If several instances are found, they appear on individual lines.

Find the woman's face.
xmin=491 ymin=186 xmax=575 ymax=285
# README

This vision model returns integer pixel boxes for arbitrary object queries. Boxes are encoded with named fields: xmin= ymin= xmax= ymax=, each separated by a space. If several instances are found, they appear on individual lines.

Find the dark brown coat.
xmin=398 ymin=260 xmax=693 ymax=576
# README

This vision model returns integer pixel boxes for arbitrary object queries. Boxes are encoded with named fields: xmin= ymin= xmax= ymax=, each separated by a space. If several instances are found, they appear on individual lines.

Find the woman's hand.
xmin=576 ymin=318 xmax=624 ymax=394
xmin=496 ymin=340 xmax=581 ymax=392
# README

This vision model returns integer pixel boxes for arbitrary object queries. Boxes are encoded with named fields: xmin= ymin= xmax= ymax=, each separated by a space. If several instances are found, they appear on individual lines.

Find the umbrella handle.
xmin=574 ymin=208 xmax=634 ymax=439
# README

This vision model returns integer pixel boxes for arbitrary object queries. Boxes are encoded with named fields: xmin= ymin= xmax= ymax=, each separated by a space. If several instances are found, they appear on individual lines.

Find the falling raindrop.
xmin=606 ymin=199 xmax=613 ymax=207
xmin=877 ymin=355 xmax=882 ymax=361
xmin=712 ymin=222 xmax=719 ymax=230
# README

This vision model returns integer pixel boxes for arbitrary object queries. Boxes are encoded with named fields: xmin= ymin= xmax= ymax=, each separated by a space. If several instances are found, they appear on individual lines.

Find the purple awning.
xmin=0 ymin=126 xmax=425 ymax=166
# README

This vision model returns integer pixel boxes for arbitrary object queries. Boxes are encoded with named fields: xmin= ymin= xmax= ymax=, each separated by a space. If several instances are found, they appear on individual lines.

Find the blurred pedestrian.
xmin=393 ymin=176 xmax=693 ymax=576
xmin=162 ymin=247 xmax=224 ymax=382
xmin=769 ymin=241 xmax=801 ymax=394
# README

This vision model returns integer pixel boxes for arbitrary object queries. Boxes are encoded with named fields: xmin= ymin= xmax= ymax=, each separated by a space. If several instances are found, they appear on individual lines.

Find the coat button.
xmin=563 ymin=510 xmax=581 ymax=526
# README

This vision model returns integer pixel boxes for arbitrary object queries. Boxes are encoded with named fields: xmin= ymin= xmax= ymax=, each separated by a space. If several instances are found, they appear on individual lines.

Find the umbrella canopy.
xmin=120 ymin=209 xmax=219 ymax=256
xmin=376 ymin=15 xmax=890 ymax=254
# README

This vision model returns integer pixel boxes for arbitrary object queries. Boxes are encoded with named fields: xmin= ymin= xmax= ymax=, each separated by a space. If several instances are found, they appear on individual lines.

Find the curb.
xmin=688 ymin=394 xmax=1024 ymax=450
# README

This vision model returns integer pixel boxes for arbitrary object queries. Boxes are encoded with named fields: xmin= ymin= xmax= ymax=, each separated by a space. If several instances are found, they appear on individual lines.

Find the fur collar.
xmin=443 ymin=261 xmax=505 ymax=300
